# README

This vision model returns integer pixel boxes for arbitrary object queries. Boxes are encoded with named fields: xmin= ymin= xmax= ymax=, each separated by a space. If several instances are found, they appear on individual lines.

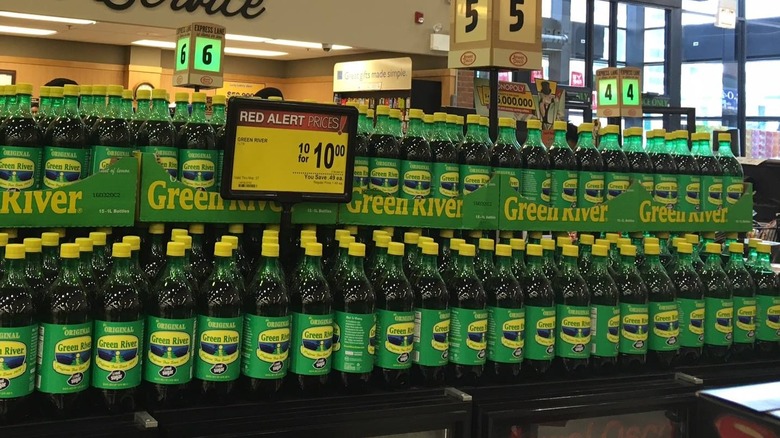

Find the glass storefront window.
xmin=681 ymin=63 xmax=723 ymax=118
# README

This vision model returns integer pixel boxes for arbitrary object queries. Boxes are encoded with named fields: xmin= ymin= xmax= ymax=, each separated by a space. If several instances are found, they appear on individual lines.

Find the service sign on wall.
xmin=449 ymin=0 xmax=542 ymax=70
xmin=173 ymin=22 xmax=225 ymax=89
xmin=333 ymin=57 xmax=412 ymax=92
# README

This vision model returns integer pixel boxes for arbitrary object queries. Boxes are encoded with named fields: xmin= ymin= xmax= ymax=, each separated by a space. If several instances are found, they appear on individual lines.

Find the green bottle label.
xmin=677 ymin=298 xmax=705 ymax=347
xmin=0 ymin=325 xmax=37 ymax=398
xmin=756 ymin=295 xmax=780 ymax=341
xmin=375 ymin=309 xmax=414 ymax=369
xmin=194 ymin=315 xmax=242 ymax=381
xmin=653 ymin=174 xmax=678 ymax=207
xmin=648 ymin=302 xmax=680 ymax=351
xmin=332 ymin=311 xmax=375 ymax=373
xmin=90 ymin=145 xmax=132 ymax=175
xmin=179 ymin=149 xmax=219 ymax=192
xmin=555 ymin=305 xmax=591 ymax=359
xmin=577 ymin=171 xmax=604 ymax=207
xmin=431 ymin=162 xmax=459 ymax=199
xmin=634 ymin=173 xmax=654 ymax=194
xmin=289 ymin=312 xmax=333 ymax=375
xmin=701 ymin=175 xmax=724 ymax=210
xmin=520 ymin=168 xmax=550 ymax=204
xmin=144 ymin=316 xmax=196 ymax=385
xmin=91 ymin=319 xmax=144 ymax=390
xmin=605 ymin=172 xmax=631 ymax=201
xmin=42 ymin=146 xmax=88 ymax=189
xmin=494 ymin=167 xmax=520 ymax=192
xmin=733 ymin=297 xmax=757 ymax=344
xmin=460 ymin=164 xmax=491 ymax=196
xmin=140 ymin=146 xmax=178 ymax=178
xmin=412 ymin=308 xmax=450 ymax=366
xmin=369 ymin=157 xmax=400 ymax=196
xmin=487 ymin=306 xmax=524 ymax=363
xmin=400 ymin=160 xmax=432 ymax=199
xmin=448 ymin=307 xmax=488 ymax=365
xmin=619 ymin=303 xmax=648 ymax=355
xmin=241 ymin=314 xmax=290 ymax=379
xmin=704 ymin=297 xmax=733 ymax=346
xmin=550 ymin=169 xmax=578 ymax=208
xmin=724 ymin=176 xmax=743 ymax=206
xmin=523 ymin=306 xmax=555 ymax=360
xmin=0 ymin=146 xmax=41 ymax=191
xmin=353 ymin=156 xmax=369 ymax=192
xmin=590 ymin=304 xmax=619 ymax=357
xmin=677 ymin=174 xmax=701 ymax=212
xmin=36 ymin=322 xmax=92 ymax=394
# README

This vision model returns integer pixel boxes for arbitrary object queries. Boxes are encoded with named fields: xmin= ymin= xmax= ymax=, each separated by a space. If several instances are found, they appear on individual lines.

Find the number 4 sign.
xmin=173 ymin=22 xmax=225 ymax=89
xmin=595 ymin=67 xmax=643 ymax=118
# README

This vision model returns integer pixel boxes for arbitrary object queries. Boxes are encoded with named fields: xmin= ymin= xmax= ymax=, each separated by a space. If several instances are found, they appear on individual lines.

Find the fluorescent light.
xmin=266 ymin=39 xmax=351 ymax=50
xmin=0 ymin=25 xmax=56 ymax=36
xmin=0 ymin=11 xmax=96 ymax=25
xmin=225 ymin=47 xmax=287 ymax=57
xmin=226 ymin=33 xmax=268 ymax=43
xmin=132 ymin=39 xmax=175 ymax=49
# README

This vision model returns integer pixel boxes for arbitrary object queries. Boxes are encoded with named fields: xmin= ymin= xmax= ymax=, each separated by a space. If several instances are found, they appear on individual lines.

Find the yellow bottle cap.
xmin=49 ymin=86 xmax=63 ymax=98
xmin=266 ymin=224 xmax=281 ymax=232
xmin=469 ymin=230 xmax=483 ymax=239
xmin=595 ymin=238 xmax=610 ymax=248
xmin=60 ymin=243 xmax=80 ymax=259
xmin=644 ymin=237 xmax=659 ymax=246
xmin=677 ymin=242 xmax=693 ymax=254
xmin=672 ymin=237 xmax=684 ymax=248
xmin=151 ymin=89 xmax=167 ymax=100
xmin=685 ymin=234 xmax=699 ymax=244
xmin=578 ymin=122 xmax=594 ymax=133
xmin=553 ymin=120 xmax=568 ymax=131
xmin=705 ymin=243 xmax=721 ymax=254
xmin=440 ymin=229 xmax=454 ymax=239
xmin=450 ymin=238 xmax=466 ymax=252
xmin=41 ymin=232 xmax=59 ymax=247
xmin=605 ymin=233 xmax=619 ymax=243
xmin=725 ymin=232 xmax=739 ymax=240
xmin=375 ymin=235 xmax=391 ymax=248
xmin=389 ymin=109 xmax=402 ymax=120
xmin=496 ymin=244 xmax=512 ymax=257
xmin=423 ymin=114 xmax=433 ymax=124
xmin=664 ymin=133 xmax=675 ymax=142
xmin=75 ymin=237 xmax=93 ymax=252
xmin=644 ymin=243 xmax=660 ymax=256
xmin=387 ymin=242 xmax=404 ymax=257
xmin=479 ymin=238 xmax=494 ymax=251
xmin=579 ymin=234 xmax=595 ymax=245
xmin=459 ymin=243 xmax=476 ymax=257
xmin=433 ymin=112 xmax=447 ymax=122
xmin=557 ymin=236 xmax=570 ymax=248
xmin=192 ymin=92 xmax=207 ymax=103
xmin=228 ymin=224 xmax=244 ymax=234
xmin=749 ymin=238 xmax=761 ymax=248
xmin=418 ymin=237 xmax=434 ymax=248
xmin=376 ymin=105 xmax=390 ymax=116
xmin=136 ymin=89 xmax=151 ymax=100
xmin=267 ymin=96 xmax=283 ymax=101
xmin=335 ymin=229 xmax=351 ymax=242
xmin=366 ymin=109 xmax=374 ymax=118
xmin=422 ymin=241 xmax=439 ymax=256
xmin=456 ymin=115 xmax=465 ymax=126
xmin=170 ymin=229 xmax=188 ymax=240
xmin=88 ymin=232 xmax=107 ymax=246
xmin=526 ymin=244 xmax=543 ymax=257
xmin=592 ymin=244 xmax=609 ymax=257
xmin=510 ymin=238 xmax=525 ymax=251
xmin=499 ymin=117 xmax=515 ymax=128
xmin=718 ymin=133 xmax=732 ymax=142
xmin=380 ymin=226 xmax=395 ymax=235
xmin=221 ymin=235 xmax=239 ymax=250
xmin=467 ymin=114 xmax=481 ymax=125
xmin=526 ymin=119 xmax=542 ymax=130
xmin=758 ymin=243 xmax=772 ymax=254
xmin=372 ymin=230 xmax=388 ymax=241
xmin=1 ymin=229 xmax=16 ymax=239
xmin=122 ymin=89 xmax=134 ymax=99
xmin=339 ymin=235 xmax=355 ymax=249
xmin=166 ymin=241 xmax=185 ymax=257
xmin=149 ymin=223 xmax=165 ymax=235
xmin=480 ymin=116 xmax=489 ymax=126
xmin=499 ymin=231 xmax=514 ymax=239
xmin=214 ymin=241 xmax=233 ymax=257
xmin=600 ymin=124 xmax=620 ymax=136
xmin=300 ymin=230 xmax=317 ymax=239
xmin=409 ymin=228 xmax=423 ymax=236
xmin=528 ymin=231 xmax=542 ymax=240
xmin=63 ymin=84 xmax=79 ymax=96
xmin=15 ymin=83 xmax=33 ymax=95
xmin=358 ymin=104 xmax=368 ymax=115
xmin=404 ymin=232 xmax=419 ymax=245
xmin=189 ymin=223 xmax=205 ymax=234
xmin=344 ymin=225 xmax=358 ymax=235
xmin=264 ymin=229 xmax=280 ymax=239
xmin=305 ymin=242 xmax=323 ymax=257
xmin=49 ymin=228 xmax=66 ymax=238
xmin=39 ymin=85 xmax=51 ymax=97
xmin=262 ymin=243 xmax=279 ymax=257
xmin=0 ymin=233 xmax=8 ymax=247
xmin=348 ymin=242 xmax=366 ymax=257
xmin=212 ymin=95 xmax=226 ymax=105
xmin=106 ymin=85 xmax=123 ymax=96
xmin=620 ymin=245 xmax=637 ymax=257
xmin=729 ymin=242 xmax=744 ymax=254
xmin=675 ymin=130 xmax=689 ymax=140
xmin=446 ymin=114 xmax=458 ymax=124
xmin=5 ymin=244 xmax=25 ymax=260
xmin=123 ymin=235 xmax=142 ymax=251
xmin=23 ymin=238 xmax=42 ymax=253
xmin=92 ymin=85 xmax=107 ymax=96
xmin=541 ymin=239 xmax=555 ymax=251
xmin=262 ymin=236 xmax=279 ymax=245
xmin=562 ymin=244 xmax=578 ymax=258
xmin=174 ymin=235 xmax=192 ymax=250
xmin=618 ymin=238 xmax=631 ymax=248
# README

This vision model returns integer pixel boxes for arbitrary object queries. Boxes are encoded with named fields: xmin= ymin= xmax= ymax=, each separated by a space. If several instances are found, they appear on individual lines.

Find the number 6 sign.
xmin=173 ymin=22 xmax=225 ymax=89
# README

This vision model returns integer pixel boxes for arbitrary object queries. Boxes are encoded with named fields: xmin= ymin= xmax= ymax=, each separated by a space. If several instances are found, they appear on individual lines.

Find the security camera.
xmin=322 ymin=43 xmax=332 ymax=52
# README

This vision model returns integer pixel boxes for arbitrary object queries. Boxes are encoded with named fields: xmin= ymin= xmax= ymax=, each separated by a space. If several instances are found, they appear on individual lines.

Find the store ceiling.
xmin=0 ymin=16 xmax=370 ymax=61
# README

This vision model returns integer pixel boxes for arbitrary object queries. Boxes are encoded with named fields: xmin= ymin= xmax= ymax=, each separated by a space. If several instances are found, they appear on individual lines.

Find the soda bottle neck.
xmin=106 ymin=95 xmax=123 ymax=119
xmin=718 ymin=141 xmax=734 ymax=157
xmin=561 ymin=255 xmax=579 ymax=272
xmin=728 ymin=251 xmax=746 ymax=268
xmin=346 ymin=253 xmax=366 ymax=274
xmin=130 ymin=250 xmax=142 ymax=267
xmin=25 ymin=251 xmax=42 ymax=274
xmin=757 ymin=252 xmax=772 ymax=270
xmin=190 ymin=102 xmax=207 ymax=123
xmin=498 ymin=126 xmax=517 ymax=145
xmin=591 ymin=255 xmax=608 ymax=273
xmin=62 ymin=95 xmax=80 ymax=118
xmin=405 ymin=117 xmax=424 ymax=138
xmin=431 ymin=120 xmax=451 ymax=142
xmin=3 ymin=258 xmax=26 ymax=283
xmin=456 ymin=255 xmax=478 ymax=278
xmin=357 ymin=113 xmax=368 ymax=135
xmin=135 ymin=100 xmax=151 ymax=119
xmin=645 ymin=253 xmax=662 ymax=268
xmin=525 ymin=128 xmax=543 ymax=147
xmin=79 ymin=251 xmax=92 ymax=268
xmin=58 ymin=258 xmax=81 ymax=282
xmin=620 ymin=256 xmax=637 ymax=272
xmin=174 ymin=102 xmax=189 ymax=121
xmin=495 ymin=256 xmax=513 ymax=274
xmin=477 ymin=249 xmax=494 ymax=267
xmin=122 ymin=98 xmax=134 ymax=119
xmin=12 ymin=94 xmax=33 ymax=118
xmin=110 ymin=257 xmax=133 ymax=279
xmin=418 ymin=253 xmax=439 ymax=275
xmin=213 ymin=255 xmax=233 ymax=277
xmin=552 ymin=129 xmax=568 ymax=149
xmin=623 ymin=136 xmax=640 ymax=152
xmin=165 ymin=254 xmax=186 ymax=275
xmin=151 ymin=99 xmax=171 ymax=121
xmin=257 ymin=255 xmax=283 ymax=278
xmin=387 ymin=254 xmax=404 ymax=277
xmin=601 ymin=133 xmax=620 ymax=150
xmin=80 ymin=94 xmax=92 ymax=116
xmin=51 ymin=96 xmax=63 ymax=117
xmin=464 ymin=122 xmax=481 ymax=143
xmin=576 ymin=132 xmax=595 ymax=149
xmin=93 ymin=95 xmax=106 ymax=115
xmin=527 ymin=254 xmax=544 ymax=274
xmin=704 ymin=252 xmax=723 ymax=269
xmin=4 ymin=94 xmax=17 ymax=115
xmin=211 ymin=104 xmax=226 ymax=125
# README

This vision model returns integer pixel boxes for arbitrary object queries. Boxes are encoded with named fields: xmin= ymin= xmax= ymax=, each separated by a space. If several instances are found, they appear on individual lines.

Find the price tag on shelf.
xmin=173 ymin=22 xmax=225 ymax=89
xmin=221 ymin=98 xmax=357 ymax=203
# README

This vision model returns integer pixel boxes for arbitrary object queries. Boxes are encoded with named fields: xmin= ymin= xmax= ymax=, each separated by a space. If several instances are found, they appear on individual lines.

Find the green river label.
xmin=678 ymin=174 xmax=701 ymax=212
xmin=290 ymin=312 xmax=333 ymax=376
xmin=353 ymin=156 xmax=369 ymax=192
xmin=677 ymin=298 xmax=705 ymax=347
xmin=724 ymin=176 xmax=743 ymax=206
xmin=375 ymin=309 xmax=414 ymax=369
xmin=412 ymin=308 xmax=450 ymax=366
xmin=91 ymin=319 xmax=143 ymax=390
xmin=448 ymin=307 xmax=487 ymax=366
xmin=400 ymin=160 xmax=432 ymax=199
xmin=42 ymin=146 xmax=88 ymax=189
xmin=756 ymin=295 xmax=780 ymax=341
xmin=550 ymin=169 xmax=578 ymax=208
xmin=241 ymin=314 xmax=290 ymax=379
xmin=333 ymin=311 xmax=375 ymax=373
xmin=431 ymin=162 xmax=459 ymax=199
xmin=634 ymin=173 xmax=654 ymax=194
xmin=369 ymin=157 xmax=400 ymax=196
xmin=0 ymin=146 xmax=41 ymax=191
xmin=733 ymin=297 xmax=756 ymax=344
xmin=648 ymin=302 xmax=679 ymax=351
xmin=590 ymin=304 xmax=619 ymax=357
xmin=520 ymin=168 xmax=550 ymax=204
xmin=555 ymin=305 xmax=591 ymax=359
xmin=487 ymin=306 xmax=524 ymax=363
xmin=90 ymin=145 xmax=132 ymax=175
xmin=194 ymin=315 xmax=242 ymax=381
xmin=524 ymin=306 xmax=555 ymax=360
xmin=140 ymin=146 xmax=178 ymax=178
xmin=704 ymin=297 xmax=733 ymax=346
xmin=577 ymin=171 xmax=604 ymax=207
xmin=144 ymin=316 xmax=196 ymax=385
xmin=0 ymin=325 xmax=37 ymax=398
xmin=494 ymin=167 xmax=520 ymax=192
xmin=460 ymin=164 xmax=491 ymax=196
xmin=605 ymin=172 xmax=631 ymax=201
xmin=653 ymin=174 xmax=678 ymax=208
xmin=36 ymin=322 xmax=92 ymax=394
xmin=619 ymin=303 xmax=648 ymax=355
xmin=701 ymin=175 xmax=724 ymax=211
xmin=179 ymin=149 xmax=219 ymax=192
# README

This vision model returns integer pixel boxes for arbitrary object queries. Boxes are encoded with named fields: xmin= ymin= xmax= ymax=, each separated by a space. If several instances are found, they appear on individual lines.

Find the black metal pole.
xmin=489 ymin=68 xmax=499 ymax=140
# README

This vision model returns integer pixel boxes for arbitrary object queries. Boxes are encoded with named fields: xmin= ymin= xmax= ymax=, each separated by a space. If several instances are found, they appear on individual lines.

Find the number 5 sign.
xmin=449 ymin=0 xmax=542 ymax=70
xmin=173 ymin=22 xmax=225 ymax=89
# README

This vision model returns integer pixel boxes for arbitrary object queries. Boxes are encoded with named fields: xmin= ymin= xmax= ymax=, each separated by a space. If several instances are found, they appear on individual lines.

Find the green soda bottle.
xmin=122 ymin=236 xmax=151 ymax=304
xmin=623 ymin=127 xmax=654 ymax=194
xmin=409 ymin=236 xmax=434 ymax=284
xmin=555 ymin=235 xmax=571 ymax=268
xmin=455 ymin=115 xmax=466 ymax=144
xmin=89 ymin=232 xmax=110 ymax=287
xmin=227 ymin=224 xmax=251 ymax=281
xmin=650 ymin=130 xmax=679 ymax=209
xmin=466 ymin=230 xmax=484 ymax=248
xmin=367 ymin=234 xmax=392 ymax=287
xmin=721 ymin=232 xmax=739 ymax=265
xmin=242 ymin=242 xmax=290 ymax=399
xmin=575 ymin=123 xmax=605 ymax=208
xmin=327 ymin=234 xmax=355 ymax=289
xmin=74 ymin=237 xmax=99 ymax=309
xmin=700 ymin=243 xmax=734 ymax=362
xmin=672 ymin=130 xmax=702 ymax=214
xmin=480 ymin=116 xmax=493 ymax=151
xmin=447 ymin=114 xmax=462 ymax=145
xmin=640 ymin=243 xmax=680 ymax=368
xmin=540 ymin=238 xmax=559 ymax=281
xmin=726 ymin=242 xmax=757 ymax=360
xmin=35 ymin=85 xmax=51 ymax=129
xmin=752 ymin=243 xmax=780 ymax=357
xmin=656 ymin=231 xmax=673 ymax=269
xmin=460 ymin=114 xmax=492 ymax=197
xmin=692 ymin=132 xmax=724 ymax=212
xmin=446 ymin=243 xmax=487 ymax=385
xmin=0 ymin=244 xmax=36 ymax=423
xmin=289 ymin=242 xmax=333 ymax=394
xmin=374 ymin=242 xmax=415 ymax=390
xmin=368 ymin=105 xmax=401 ymax=196
xmin=121 ymin=89 xmax=134 ymax=122
xmin=135 ymin=89 xmax=178 ymax=179
xmin=82 ymin=85 xmax=103 ymax=128
xmin=89 ymin=85 xmax=133 ymax=176
xmin=323 ymin=229 xmax=350 ymax=276
xmin=77 ymin=85 xmax=92 ymax=124
xmin=352 ymin=104 xmax=370 ymax=193
xmin=189 ymin=224 xmax=211 ymax=287
xmin=0 ymin=83 xmax=42 ymax=191
xmin=210 ymin=94 xmax=226 ymax=131
xmin=520 ymin=244 xmax=555 ymax=375
xmin=578 ymin=234 xmax=595 ymax=277
xmin=436 ymin=229 xmax=455 ymax=275
xmin=485 ymin=244 xmax=523 ymax=383
xmin=178 ymin=92 xmax=218 ymax=192
xmin=430 ymin=112 xmax=459 ymax=199
xmin=549 ymin=120 xmax=578 ymax=208
xmin=553 ymin=245 xmax=590 ymax=374
xmin=599 ymin=125 xmax=631 ymax=201
xmin=37 ymin=243 xmax=91 ymax=418
xmin=441 ymin=237 xmax=465 ymax=284
xmin=92 ymin=242 xmax=143 ymax=413
xmin=220 ymin=235 xmax=246 ymax=293
xmin=491 ymin=117 xmax=522 ymax=192
xmin=746 ymin=238 xmax=761 ymax=272
xmin=142 ymin=223 xmax=166 ymax=282
xmin=400 ymin=109 xmax=432 ymax=199
xmin=717 ymin=132 xmax=744 ymax=206
xmin=43 ymin=84 xmax=88 ymax=188
xmin=195 ymin=242 xmax=243 ymax=401
xmin=171 ymin=92 xmax=190 ymax=135
xmin=670 ymin=242 xmax=704 ymax=365
xmin=22 ymin=238 xmax=45 ymax=311
xmin=129 ymin=89 xmax=151 ymax=135
xmin=475 ymin=238 xmax=496 ymax=284
xmin=509 ymin=238 xmax=528 ymax=280
xmin=48 ymin=86 xmax=64 ymax=122
xmin=332 ymin=242 xmax=375 ymax=393
xmin=519 ymin=119 xmax=551 ymax=204
xmin=173 ymin=235 xmax=199 ymax=291
xmin=586 ymin=244 xmax=619 ymax=373
xmin=412 ymin=241 xmax=449 ymax=387
xmin=40 ymin=232 xmax=60 ymax=285
xmin=402 ymin=232 xmax=421 ymax=279
xmin=614 ymin=245 xmax=649 ymax=370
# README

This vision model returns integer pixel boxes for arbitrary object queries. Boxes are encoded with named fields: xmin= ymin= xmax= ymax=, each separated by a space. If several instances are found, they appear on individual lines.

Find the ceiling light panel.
xmin=0 ymin=11 xmax=96 ymax=25
xmin=0 ymin=25 xmax=56 ymax=36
